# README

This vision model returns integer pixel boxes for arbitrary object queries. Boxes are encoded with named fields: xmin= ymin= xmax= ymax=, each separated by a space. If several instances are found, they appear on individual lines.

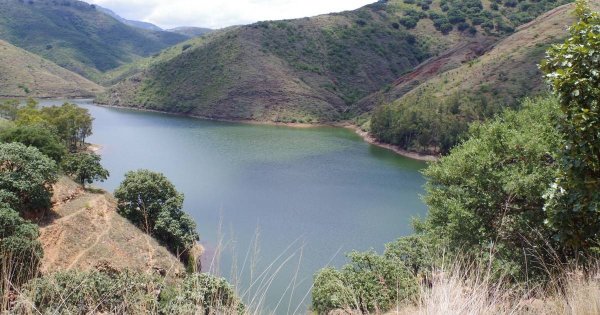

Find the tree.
xmin=0 ymin=206 xmax=43 ymax=297
xmin=114 ymin=170 xmax=199 ymax=257
xmin=540 ymin=0 xmax=600 ymax=251
xmin=15 ymin=102 xmax=93 ymax=152
xmin=62 ymin=152 xmax=109 ymax=187
xmin=0 ymin=125 xmax=67 ymax=162
xmin=0 ymin=143 xmax=58 ymax=214
xmin=419 ymin=97 xmax=562 ymax=279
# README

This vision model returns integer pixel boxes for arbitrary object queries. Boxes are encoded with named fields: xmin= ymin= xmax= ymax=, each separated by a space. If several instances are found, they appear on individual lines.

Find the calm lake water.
xmin=42 ymin=99 xmax=427 ymax=313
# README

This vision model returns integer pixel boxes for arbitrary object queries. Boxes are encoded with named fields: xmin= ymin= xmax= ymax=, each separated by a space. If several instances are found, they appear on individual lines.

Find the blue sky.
xmin=92 ymin=0 xmax=376 ymax=30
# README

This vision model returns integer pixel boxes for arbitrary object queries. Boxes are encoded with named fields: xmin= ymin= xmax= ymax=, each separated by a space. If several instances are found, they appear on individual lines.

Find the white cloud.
xmin=92 ymin=0 xmax=376 ymax=29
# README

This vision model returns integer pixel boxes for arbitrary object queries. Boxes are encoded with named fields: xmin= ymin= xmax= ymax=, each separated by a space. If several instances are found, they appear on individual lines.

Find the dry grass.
xmin=390 ymin=261 xmax=600 ymax=315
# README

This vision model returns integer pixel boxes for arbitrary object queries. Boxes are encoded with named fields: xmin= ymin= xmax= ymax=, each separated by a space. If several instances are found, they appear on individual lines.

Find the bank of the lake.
xmin=42 ymin=99 xmax=428 ymax=312
xmin=94 ymin=103 xmax=438 ymax=162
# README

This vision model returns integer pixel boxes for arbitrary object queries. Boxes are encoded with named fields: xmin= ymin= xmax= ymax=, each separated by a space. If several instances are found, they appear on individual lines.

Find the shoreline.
xmin=95 ymin=102 xmax=440 ymax=162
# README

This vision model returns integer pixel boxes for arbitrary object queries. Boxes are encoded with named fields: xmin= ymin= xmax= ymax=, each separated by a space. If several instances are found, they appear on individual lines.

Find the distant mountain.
xmin=168 ymin=27 xmax=213 ymax=37
xmin=0 ymin=0 xmax=188 ymax=82
xmin=0 ymin=39 xmax=103 ymax=98
xmin=96 ymin=5 xmax=163 ymax=31
xmin=98 ymin=0 xmax=570 ymax=123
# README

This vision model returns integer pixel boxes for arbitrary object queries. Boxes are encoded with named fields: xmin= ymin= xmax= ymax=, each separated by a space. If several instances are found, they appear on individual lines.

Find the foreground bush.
xmin=313 ymin=246 xmax=419 ymax=314
xmin=419 ymin=96 xmax=563 ymax=280
xmin=0 ymin=206 xmax=43 ymax=302
xmin=13 ymin=270 xmax=244 ymax=314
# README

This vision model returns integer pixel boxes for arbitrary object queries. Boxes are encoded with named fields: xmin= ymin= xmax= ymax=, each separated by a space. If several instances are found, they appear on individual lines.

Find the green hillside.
xmin=369 ymin=2 xmax=583 ymax=155
xmin=99 ymin=0 xmax=569 ymax=123
xmin=0 ymin=39 xmax=102 ymax=98
xmin=0 ymin=0 xmax=188 ymax=82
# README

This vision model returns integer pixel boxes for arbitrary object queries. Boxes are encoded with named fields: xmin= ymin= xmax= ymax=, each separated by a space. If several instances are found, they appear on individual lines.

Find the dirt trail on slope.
xmin=39 ymin=177 xmax=185 ymax=279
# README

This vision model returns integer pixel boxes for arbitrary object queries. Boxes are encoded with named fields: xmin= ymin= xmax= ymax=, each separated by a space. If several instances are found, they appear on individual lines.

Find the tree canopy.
xmin=15 ymin=101 xmax=93 ymax=152
xmin=0 ymin=142 xmax=58 ymax=214
xmin=540 ymin=0 xmax=600 ymax=251
xmin=0 ymin=125 xmax=67 ymax=163
xmin=114 ymin=170 xmax=199 ymax=258
xmin=62 ymin=152 xmax=109 ymax=187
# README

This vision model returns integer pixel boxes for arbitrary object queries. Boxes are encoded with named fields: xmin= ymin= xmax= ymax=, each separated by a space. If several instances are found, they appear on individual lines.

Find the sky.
xmin=91 ymin=0 xmax=376 ymax=30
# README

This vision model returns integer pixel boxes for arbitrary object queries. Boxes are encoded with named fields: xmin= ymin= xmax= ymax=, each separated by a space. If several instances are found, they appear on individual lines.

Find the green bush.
xmin=419 ymin=97 xmax=563 ymax=280
xmin=312 ymin=250 xmax=417 ymax=314
xmin=0 ymin=207 xmax=43 ymax=291
xmin=540 ymin=1 xmax=600 ymax=252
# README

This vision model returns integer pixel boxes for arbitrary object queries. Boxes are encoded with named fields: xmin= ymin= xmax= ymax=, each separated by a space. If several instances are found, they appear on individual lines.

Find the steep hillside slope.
xmin=39 ymin=177 xmax=185 ymax=278
xmin=369 ymin=2 xmax=585 ymax=155
xmin=0 ymin=0 xmax=188 ymax=81
xmin=0 ymin=39 xmax=103 ymax=98
xmin=99 ymin=0 xmax=569 ymax=123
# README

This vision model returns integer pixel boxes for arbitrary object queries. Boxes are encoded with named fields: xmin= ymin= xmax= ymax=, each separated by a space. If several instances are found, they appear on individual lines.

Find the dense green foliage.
xmin=0 ymin=207 xmax=43 ymax=292
xmin=62 ymin=152 xmax=109 ymax=186
xmin=0 ymin=125 xmax=67 ymax=162
xmin=540 ymin=1 xmax=600 ymax=251
xmin=114 ymin=170 xmax=199 ymax=258
xmin=0 ymin=0 xmax=187 ymax=81
xmin=160 ymin=273 xmax=245 ymax=314
xmin=313 ymin=247 xmax=418 ymax=314
xmin=0 ymin=142 xmax=58 ymax=214
xmin=15 ymin=101 xmax=93 ymax=152
xmin=419 ymin=97 xmax=563 ymax=278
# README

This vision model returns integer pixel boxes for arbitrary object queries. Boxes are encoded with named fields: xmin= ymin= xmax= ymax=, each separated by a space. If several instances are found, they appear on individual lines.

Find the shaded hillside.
xmin=0 ymin=0 xmax=188 ymax=81
xmin=0 ymin=39 xmax=103 ymax=98
xmin=369 ymin=2 xmax=583 ymax=155
xmin=39 ymin=177 xmax=185 ymax=278
xmin=99 ymin=0 xmax=569 ymax=123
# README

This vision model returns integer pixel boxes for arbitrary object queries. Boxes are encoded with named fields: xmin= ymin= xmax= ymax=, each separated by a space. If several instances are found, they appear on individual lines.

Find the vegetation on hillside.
xmin=0 ymin=0 xmax=187 ymax=81
xmin=99 ymin=0 xmax=569 ymax=123
xmin=313 ymin=3 xmax=599 ymax=312
xmin=369 ymin=2 xmax=578 ymax=155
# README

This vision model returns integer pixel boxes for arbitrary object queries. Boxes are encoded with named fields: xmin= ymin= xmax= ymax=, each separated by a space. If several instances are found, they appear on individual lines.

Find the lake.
xmin=41 ymin=99 xmax=427 ymax=313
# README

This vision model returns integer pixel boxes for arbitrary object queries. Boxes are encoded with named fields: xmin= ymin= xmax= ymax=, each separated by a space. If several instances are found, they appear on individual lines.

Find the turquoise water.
xmin=42 ymin=99 xmax=427 ymax=313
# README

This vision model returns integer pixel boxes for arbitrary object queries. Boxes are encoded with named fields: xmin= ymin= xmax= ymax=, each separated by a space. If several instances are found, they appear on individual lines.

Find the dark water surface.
xmin=42 ymin=99 xmax=427 ymax=313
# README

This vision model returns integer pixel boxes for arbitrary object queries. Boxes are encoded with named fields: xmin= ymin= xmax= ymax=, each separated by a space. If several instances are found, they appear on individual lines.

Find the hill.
xmin=368 ymin=2 xmax=588 ymax=155
xmin=39 ymin=177 xmax=186 ymax=278
xmin=0 ymin=39 xmax=103 ymax=98
xmin=98 ymin=0 xmax=569 ymax=123
xmin=0 ymin=0 xmax=188 ymax=82
xmin=97 ymin=5 xmax=163 ymax=31
xmin=168 ymin=26 xmax=213 ymax=37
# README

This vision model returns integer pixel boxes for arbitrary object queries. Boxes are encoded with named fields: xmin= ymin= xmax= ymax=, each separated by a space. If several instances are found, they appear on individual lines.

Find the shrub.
xmin=0 ymin=207 xmax=43 ymax=292
xmin=114 ymin=170 xmax=199 ymax=259
xmin=0 ymin=143 xmax=58 ymax=213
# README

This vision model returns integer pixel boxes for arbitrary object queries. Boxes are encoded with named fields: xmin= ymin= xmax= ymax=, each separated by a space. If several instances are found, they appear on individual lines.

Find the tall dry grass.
xmin=391 ymin=260 xmax=600 ymax=315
